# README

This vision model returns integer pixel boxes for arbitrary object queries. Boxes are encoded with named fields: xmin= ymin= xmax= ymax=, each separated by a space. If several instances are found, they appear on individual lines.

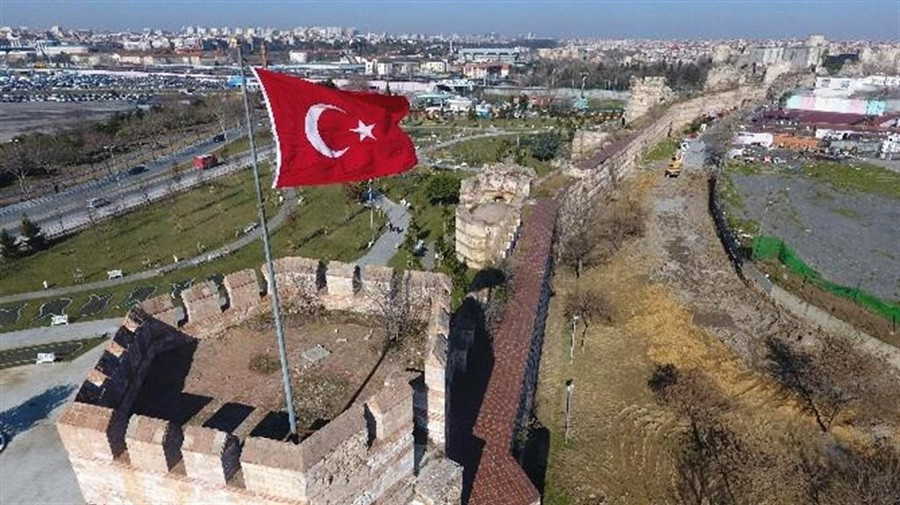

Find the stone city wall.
xmin=561 ymin=84 xmax=767 ymax=222
xmin=456 ymin=164 xmax=535 ymax=269
xmin=57 ymin=257 xmax=459 ymax=505
xmin=623 ymin=76 xmax=675 ymax=124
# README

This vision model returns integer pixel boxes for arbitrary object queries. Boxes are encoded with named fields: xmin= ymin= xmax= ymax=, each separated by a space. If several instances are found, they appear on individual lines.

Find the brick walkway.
xmin=457 ymin=198 xmax=558 ymax=505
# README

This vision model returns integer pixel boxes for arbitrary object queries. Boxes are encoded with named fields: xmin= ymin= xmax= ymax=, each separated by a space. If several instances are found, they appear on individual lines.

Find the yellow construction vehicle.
xmin=665 ymin=152 xmax=683 ymax=177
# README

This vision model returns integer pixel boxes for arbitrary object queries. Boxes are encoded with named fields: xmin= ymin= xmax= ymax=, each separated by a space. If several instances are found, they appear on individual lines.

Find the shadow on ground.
xmin=0 ymin=384 xmax=77 ymax=442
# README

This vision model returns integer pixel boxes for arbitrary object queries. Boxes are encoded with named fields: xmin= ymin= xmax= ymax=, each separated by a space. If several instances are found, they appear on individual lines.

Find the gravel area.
xmin=731 ymin=172 xmax=900 ymax=301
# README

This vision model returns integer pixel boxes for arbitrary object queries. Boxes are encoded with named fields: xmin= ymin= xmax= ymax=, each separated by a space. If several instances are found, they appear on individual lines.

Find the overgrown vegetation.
xmin=248 ymin=353 xmax=281 ymax=374
xmin=643 ymin=137 xmax=680 ymax=164
xmin=523 ymin=58 xmax=713 ymax=92
xmin=802 ymin=161 xmax=900 ymax=199
xmin=558 ymin=192 xmax=648 ymax=277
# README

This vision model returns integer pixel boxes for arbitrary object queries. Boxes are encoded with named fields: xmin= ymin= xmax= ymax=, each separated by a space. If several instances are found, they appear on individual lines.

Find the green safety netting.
xmin=751 ymin=236 xmax=900 ymax=322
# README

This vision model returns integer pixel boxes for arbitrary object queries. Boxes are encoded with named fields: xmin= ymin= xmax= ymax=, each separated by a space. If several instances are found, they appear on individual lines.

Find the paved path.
xmin=0 ymin=318 xmax=121 ymax=352
xmin=357 ymin=195 xmax=411 ymax=267
xmin=0 ymin=188 xmax=297 ymax=306
xmin=0 ymin=128 xmax=546 ymax=344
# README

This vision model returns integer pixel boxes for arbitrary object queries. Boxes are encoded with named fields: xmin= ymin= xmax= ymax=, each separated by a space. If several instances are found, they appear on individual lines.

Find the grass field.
xmin=0 ymin=184 xmax=385 ymax=332
xmin=642 ymin=136 xmax=679 ymax=163
xmin=802 ymin=161 xmax=900 ymax=199
xmin=0 ymin=164 xmax=280 ymax=296
xmin=0 ymin=335 xmax=107 ymax=369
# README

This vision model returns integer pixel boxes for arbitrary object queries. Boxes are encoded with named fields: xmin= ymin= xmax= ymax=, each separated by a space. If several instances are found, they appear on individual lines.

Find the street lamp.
xmin=569 ymin=314 xmax=580 ymax=364
xmin=564 ymin=379 xmax=575 ymax=445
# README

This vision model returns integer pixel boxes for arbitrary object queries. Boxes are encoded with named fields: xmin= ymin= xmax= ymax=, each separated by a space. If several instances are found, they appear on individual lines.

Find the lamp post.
xmin=569 ymin=314 xmax=580 ymax=364
xmin=564 ymin=379 xmax=575 ymax=445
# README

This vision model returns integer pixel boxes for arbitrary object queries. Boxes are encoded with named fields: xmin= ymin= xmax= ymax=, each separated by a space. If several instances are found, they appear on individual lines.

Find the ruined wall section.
xmin=57 ymin=258 xmax=458 ymax=505
xmin=561 ymin=84 xmax=768 ymax=222
xmin=624 ymin=76 xmax=674 ymax=124
xmin=455 ymin=164 xmax=535 ymax=269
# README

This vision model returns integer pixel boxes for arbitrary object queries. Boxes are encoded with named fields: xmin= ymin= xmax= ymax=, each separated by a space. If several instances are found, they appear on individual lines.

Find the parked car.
xmin=87 ymin=197 xmax=111 ymax=209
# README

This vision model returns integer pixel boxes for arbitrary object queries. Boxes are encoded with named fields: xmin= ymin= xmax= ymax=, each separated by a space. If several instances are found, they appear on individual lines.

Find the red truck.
xmin=193 ymin=154 xmax=218 ymax=170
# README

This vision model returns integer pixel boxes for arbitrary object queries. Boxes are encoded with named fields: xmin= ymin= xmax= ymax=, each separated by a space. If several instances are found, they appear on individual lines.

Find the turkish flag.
xmin=252 ymin=68 xmax=418 ymax=187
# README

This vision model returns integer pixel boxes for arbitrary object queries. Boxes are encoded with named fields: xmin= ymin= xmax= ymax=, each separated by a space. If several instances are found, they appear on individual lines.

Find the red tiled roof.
xmin=468 ymin=199 xmax=558 ymax=505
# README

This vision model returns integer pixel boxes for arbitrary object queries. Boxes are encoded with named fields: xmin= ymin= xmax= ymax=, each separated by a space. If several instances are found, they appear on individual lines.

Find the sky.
xmin=1 ymin=0 xmax=898 ymax=40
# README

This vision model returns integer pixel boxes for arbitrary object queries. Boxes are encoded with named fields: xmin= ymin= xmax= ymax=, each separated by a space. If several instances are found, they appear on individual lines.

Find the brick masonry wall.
xmin=57 ymin=257 xmax=460 ymax=504
xmin=468 ymin=199 xmax=558 ymax=505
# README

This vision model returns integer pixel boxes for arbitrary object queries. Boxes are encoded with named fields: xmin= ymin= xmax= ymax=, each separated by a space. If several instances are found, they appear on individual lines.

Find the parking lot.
xmin=0 ymin=100 xmax=135 ymax=142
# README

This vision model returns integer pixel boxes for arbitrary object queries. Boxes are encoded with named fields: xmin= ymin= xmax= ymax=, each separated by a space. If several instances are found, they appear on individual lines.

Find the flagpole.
xmin=237 ymin=45 xmax=299 ymax=439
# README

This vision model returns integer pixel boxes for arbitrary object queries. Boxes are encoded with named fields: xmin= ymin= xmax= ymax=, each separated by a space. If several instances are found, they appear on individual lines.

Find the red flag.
xmin=253 ymin=68 xmax=418 ymax=187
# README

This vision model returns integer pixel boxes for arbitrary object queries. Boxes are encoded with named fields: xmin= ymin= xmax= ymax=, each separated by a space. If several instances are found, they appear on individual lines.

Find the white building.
xmin=421 ymin=60 xmax=449 ymax=74
xmin=732 ymin=132 xmax=774 ymax=148
xmin=289 ymin=50 xmax=308 ymax=63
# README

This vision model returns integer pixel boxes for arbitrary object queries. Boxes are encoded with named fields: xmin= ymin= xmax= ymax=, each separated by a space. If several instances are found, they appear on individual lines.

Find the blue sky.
xmin=1 ymin=0 xmax=898 ymax=39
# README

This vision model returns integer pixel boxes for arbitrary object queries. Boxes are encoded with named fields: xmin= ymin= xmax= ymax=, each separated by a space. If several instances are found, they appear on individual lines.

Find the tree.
xmin=517 ymin=93 xmax=530 ymax=113
xmin=424 ymin=173 xmax=460 ymax=205
xmin=529 ymin=131 xmax=562 ymax=161
xmin=342 ymin=181 xmax=368 ymax=203
xmin=0 ymin=229 xmax=19 ymax=260
xmin=564 ymin=288 xmax=614 ymax=335
xmin=343 ymin=74 xmax=371 ymax=91
xmin=20 ymin=216 xmax=46 ymax=252
xmin=765 ymin=337 xmax=847 ymax=433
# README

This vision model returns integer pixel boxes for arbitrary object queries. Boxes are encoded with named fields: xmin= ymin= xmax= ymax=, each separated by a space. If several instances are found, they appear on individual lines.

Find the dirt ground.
xmin=536 ymin=172 xmax=900 ymax=504
xmin=133 ymin=313 xmax=420 ymax=438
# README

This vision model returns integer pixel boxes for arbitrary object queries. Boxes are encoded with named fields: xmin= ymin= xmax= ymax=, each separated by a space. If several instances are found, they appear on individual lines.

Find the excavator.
xmin=665 ymin=151 xmax=683 ymax=177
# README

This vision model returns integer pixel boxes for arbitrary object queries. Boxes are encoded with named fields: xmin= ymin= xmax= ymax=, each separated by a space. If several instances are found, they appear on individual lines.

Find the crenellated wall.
xmin=57 ymin=257 xmax=460 ymax=505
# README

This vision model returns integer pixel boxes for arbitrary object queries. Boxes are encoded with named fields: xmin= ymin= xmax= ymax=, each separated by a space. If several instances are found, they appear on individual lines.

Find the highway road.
xmin=0 ymin=126 xmax=246 ymax=235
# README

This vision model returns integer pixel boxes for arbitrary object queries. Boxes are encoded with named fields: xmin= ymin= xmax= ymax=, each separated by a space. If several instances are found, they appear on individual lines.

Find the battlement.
xmin=57 ymin=256 xmax=458 ymax=505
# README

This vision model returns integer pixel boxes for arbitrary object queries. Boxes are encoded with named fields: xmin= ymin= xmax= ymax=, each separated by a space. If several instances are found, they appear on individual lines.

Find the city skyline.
xmin=1 ymin=0 xmax=898 ymax=40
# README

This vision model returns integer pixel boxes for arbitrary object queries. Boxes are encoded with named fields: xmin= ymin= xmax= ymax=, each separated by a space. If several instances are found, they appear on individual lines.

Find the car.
xmin=127 ymin=165 xmax=148 ymax=176
xmin=87 ymin=197 xmax=111 ymax=209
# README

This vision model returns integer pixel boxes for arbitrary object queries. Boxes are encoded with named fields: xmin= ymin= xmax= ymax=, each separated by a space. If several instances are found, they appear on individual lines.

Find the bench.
xmin=50 ymin=314 xmax=69 ymax=326
xmin=107 ymin=269 xmax=124 ymax=280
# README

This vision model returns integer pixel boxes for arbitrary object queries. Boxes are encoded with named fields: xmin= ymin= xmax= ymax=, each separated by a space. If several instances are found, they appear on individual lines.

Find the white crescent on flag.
xmin=305 ymin=103 xmax=349 ymax=159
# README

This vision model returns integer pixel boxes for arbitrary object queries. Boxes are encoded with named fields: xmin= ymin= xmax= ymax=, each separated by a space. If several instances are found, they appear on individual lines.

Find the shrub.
xmin=248 ymin=354 xmax=281 ymax=374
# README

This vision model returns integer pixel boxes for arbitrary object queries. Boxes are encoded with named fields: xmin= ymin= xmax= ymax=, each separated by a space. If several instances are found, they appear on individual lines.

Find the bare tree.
xmin=648 ymin=365 xmax=779 ymax=504
xmin=563 ymin=287 xmax=614 ymax=346
xmin=343 ymin=74 xmax=371 ymax=91
xmin=558 ymin=190 xmax=648 ymax=277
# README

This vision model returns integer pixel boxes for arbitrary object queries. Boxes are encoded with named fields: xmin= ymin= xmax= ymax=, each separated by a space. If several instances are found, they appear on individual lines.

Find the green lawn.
xmin=0 ymin=185 xmax=385 ymax=332
xmin=1 ymin=165 xmax=280 ymax=296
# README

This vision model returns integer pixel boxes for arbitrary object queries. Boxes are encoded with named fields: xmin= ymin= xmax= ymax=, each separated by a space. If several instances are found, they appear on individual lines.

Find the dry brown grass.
xmin=536 ymin=175 xmax=897 ymax=505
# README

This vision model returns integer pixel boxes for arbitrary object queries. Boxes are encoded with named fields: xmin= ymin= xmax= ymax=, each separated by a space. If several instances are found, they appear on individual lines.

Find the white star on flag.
xmin=350 ymin=120 xmax=376 ymax=141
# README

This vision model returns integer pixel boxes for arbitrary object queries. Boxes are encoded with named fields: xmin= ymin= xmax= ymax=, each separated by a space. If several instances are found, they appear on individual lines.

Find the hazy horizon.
xmin=1 ymin=0 xmax=898 ymax=40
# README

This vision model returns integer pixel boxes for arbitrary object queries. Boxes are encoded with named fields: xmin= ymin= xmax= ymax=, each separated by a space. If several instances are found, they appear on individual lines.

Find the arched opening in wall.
xmin=493 ymin=195 xmax=507 ymax=204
